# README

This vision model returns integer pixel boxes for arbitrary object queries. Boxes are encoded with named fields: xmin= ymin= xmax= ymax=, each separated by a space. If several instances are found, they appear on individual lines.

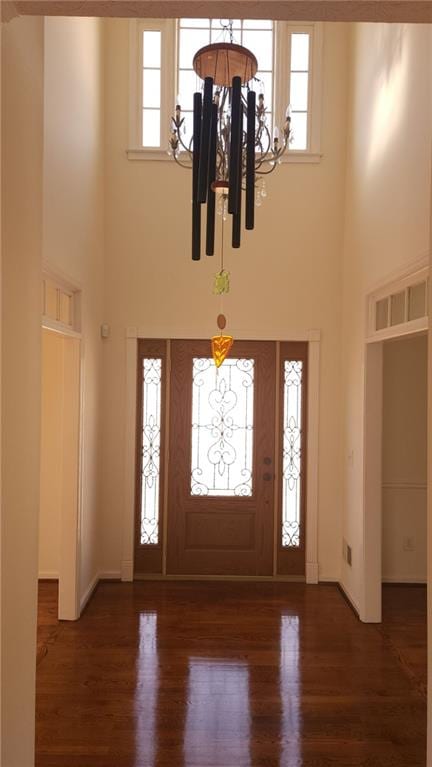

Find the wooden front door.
xmin=134 ymin=338 xmax=308 ymax=578
xmin=166 ymin=340 xmax=276 ymax=576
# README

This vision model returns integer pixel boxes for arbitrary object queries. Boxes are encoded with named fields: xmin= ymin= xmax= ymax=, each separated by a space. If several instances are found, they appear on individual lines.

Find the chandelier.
xmin=169 ymin=21 xmax=292 ymax=261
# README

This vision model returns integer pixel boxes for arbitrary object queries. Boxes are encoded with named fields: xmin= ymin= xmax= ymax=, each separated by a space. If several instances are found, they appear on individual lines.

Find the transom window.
xmin=129 ymin=19 xmax=323 ymax=160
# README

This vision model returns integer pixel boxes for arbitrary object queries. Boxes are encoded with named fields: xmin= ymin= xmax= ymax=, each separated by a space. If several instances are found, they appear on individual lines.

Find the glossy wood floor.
xmin=379 ymin=584 xmax=427 ymax=698
xmin=36 ymin=581 xmax=426 ymax=767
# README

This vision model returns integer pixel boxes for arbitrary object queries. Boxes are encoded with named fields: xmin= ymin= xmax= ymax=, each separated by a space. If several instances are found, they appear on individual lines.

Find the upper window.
xmin=177 ymin=19 xmax=274 ymax=150
xmin=128 ymin=19 xmax=323 ymax=160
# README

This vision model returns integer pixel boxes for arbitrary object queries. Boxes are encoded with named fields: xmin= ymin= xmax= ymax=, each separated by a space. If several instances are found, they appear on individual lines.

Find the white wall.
xmin=341 ymin=23 xmax=432 ymax=614
xmin=39 ymin=329 xmax=63 ymax=578
xmin=43 ymin=17 xmax=105 ymax=602
xmin=101 ymin=19 xmax=349 ymax=580
xmin=382 ymin=334 xmax=428 ymax=583
xmin=1 ymin=14 xmax=106 ymax=762
xmin=1 ymin=15 xmax=44 ymax=767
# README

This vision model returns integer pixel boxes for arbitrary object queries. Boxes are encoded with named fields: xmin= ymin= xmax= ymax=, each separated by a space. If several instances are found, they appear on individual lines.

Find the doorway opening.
xmin=363 ymin=328 xmax=428 ymax=624
xmin=133 ymin=339 xmax=308 ymax=579
xmin=379 ymin=333 xmax=428 ymax=697
xmin=38 ymin=327 xmax=81 ymax=621
xmin=382 ymin=334 xmax=427 ymax=587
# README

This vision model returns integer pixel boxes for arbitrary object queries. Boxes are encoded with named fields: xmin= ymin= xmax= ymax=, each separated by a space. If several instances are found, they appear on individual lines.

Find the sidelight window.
xmin=281 ymin=360 xmax=303 ymax=547
xmin=140 ymin=358 xmax=162 ymax=544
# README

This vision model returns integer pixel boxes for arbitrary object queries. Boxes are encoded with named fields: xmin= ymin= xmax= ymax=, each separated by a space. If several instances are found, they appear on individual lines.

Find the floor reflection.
xmin=135 ymin=612 xmax=158 ymax=767
xmin=184 ymin=658 xmax=251 ymax=766
xmin=35 ymin=583 xmax=427 ymax=767
xmin=280 ymin=614 xmax=301 ymax=764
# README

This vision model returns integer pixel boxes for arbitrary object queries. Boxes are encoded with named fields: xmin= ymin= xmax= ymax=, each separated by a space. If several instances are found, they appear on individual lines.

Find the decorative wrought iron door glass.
xmin=191 ymin=358 xmax=254 ymax=496
xmin=282 ymin=360 xmax=303 ymax=546
xmin=140 ymin=358 xmax=162 ymax=544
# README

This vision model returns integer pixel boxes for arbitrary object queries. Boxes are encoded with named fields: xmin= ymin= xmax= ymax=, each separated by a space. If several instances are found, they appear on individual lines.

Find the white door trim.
xmin=306 ymin=335 xmax=320 ymax=583
xmin=40 ymin=265 xmax=83 ymax=621
xmin=361 ymin=341 xmax=383 ymax=622
xmin=58 ymin=334 xmax=82 ymax=620
xmin=121 ymin=328 xmax=320 ymax=583
xmin=40 ymin=326 xmax=83 ymax=621
xmin=362 ymin=258 xmax=429 ymax=623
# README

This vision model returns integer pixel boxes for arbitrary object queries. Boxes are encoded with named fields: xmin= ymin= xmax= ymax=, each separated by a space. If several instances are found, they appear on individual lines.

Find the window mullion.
xmin=274 ymin=21 xmax=289 ymax=140
xmin=163 ymin=20 xmax=176 ymax=153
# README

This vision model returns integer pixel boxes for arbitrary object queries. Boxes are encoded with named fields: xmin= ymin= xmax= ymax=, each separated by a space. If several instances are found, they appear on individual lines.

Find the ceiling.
xmin=7 ymin=0 xmax=432 ymax=23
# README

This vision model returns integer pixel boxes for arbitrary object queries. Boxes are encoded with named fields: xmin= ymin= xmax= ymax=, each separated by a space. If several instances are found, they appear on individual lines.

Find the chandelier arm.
xmin=255 ymin=165 xmax=278 ymax=176
xmin=254 ymin=142 xmax=290 ymax=174
xmin=260 ymin=124 xmax=272 ymax=154
xmin=253 ymin=147 xmax=269 ymax=170
xmin=172 ymin=153 xmax=193 ymax=169
xmin=175 ymin=130 xmax=194 ymax=155
xmin=220 ymin=86 xmax=229 ymax=113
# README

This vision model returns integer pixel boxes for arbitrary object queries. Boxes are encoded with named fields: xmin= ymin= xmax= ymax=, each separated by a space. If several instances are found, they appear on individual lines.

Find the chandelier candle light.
xmin=169 ymin=21 xmax=292 ymax=261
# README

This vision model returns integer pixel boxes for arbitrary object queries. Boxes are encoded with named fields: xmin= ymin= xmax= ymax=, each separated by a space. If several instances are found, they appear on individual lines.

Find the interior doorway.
xmin=134 ymin=338 xmax=308 ymax=578
xmin=39 ymin=327 xmax=81 ymax=620
xmin=363 ymin=329 xmax=428 ymax=623
xmin=382 ymin=334 xmax=428 ymax=585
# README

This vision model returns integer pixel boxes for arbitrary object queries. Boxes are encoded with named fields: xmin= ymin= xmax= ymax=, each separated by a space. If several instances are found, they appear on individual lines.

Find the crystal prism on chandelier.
xmin=168 ymin=20 xmax=293 ymax=260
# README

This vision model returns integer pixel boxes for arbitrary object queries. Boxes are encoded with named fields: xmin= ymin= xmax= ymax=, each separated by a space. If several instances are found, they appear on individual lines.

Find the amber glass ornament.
xmin=211 ymin=334 xmax=234 ymax=367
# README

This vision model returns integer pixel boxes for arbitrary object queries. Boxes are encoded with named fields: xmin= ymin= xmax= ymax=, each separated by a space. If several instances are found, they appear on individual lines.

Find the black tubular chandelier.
xmin=169 ymin=20 xmax=292 ymax=261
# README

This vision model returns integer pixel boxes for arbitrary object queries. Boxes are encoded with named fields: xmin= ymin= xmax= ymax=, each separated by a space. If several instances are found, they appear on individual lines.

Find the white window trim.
xmin=128 ymin=18 xmax=176 ymax=154
xmin=128 ymin=19 xmax=323 ymax=163
xmin=274 ymin=21 xmax=323 ymax=159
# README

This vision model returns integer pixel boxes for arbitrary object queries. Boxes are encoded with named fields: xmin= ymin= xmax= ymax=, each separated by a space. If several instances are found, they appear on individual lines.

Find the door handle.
xmin=263 ymin=472 xmax=273 ymax=481
xmin=263 ymin=457 xmax=272 ymax=465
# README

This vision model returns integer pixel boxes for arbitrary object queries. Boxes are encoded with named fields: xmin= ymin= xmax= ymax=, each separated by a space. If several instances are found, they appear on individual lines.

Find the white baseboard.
xmin=318 ymin=575 xmax=340 ymax=583
xmin=80 ymin=572 xmax=100 ymax=613
xmin=99 ymin=571 xmax=122 ymax=580
xmin=38 ymin=571 xmax=59 ymax=579
xmin=121 ymin=559 xmax=134 ymax=582
xmin=338 ymin=580 xmax=360 ymax=616
xmin=382 ymin=576 xmax=427 ymax=584
xmin=79 ymin=571 xmax=122 ymax=614
xmin=306 ymin=561 xmax=319 ymax=583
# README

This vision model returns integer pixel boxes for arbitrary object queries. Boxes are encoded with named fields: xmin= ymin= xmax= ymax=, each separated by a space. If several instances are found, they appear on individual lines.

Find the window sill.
xmin=126 ymin=148 xmax=323 ymax=164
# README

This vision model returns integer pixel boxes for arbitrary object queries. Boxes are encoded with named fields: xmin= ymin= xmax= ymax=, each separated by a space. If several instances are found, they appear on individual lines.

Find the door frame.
xmin=40 ymin=267 xmax=84 ymax=621
xmin=122 ymin=327 xmax=321 ymax=583
xmin=40 ymin=322 xmax=83 ymax=620
xmin=362 ymin=260 xmax=429 ymax=623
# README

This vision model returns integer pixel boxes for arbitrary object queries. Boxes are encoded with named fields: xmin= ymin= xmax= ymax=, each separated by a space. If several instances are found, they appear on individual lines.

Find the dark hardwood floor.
xmin=378 ymin=584 xmax=427 ymax=699
xmin=35 ymin=581 xmax=426 ymax=767
xmin=37 ymin=580 xmax=61 ymax=666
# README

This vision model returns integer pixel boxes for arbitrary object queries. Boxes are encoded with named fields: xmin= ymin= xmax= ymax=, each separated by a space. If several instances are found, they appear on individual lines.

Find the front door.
xmin=167 ymin=340 xmax=276 ymax=576
xmin=134 ymin=339 xmax=308 ymax=578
